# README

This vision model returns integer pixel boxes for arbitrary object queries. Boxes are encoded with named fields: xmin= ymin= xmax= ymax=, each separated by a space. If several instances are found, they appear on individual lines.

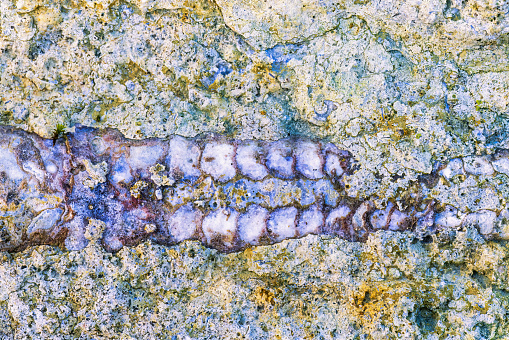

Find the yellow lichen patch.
xmin=385 ymin=116 xmax=413 ymax=142
xmin=130 ymin=180 xmax=148 ymax=198
xmin=149 ymin=164 xmax=175 ymax=187
xmin=350 ymin=282 xmax=412 ymax=327
xmin=251 ymin=286 xmax=276 ymax=308
xmin=144 ymin=224 xmax=156 ymax=233
xmin=118 ymin=61 xmax=149 ymax=83
xmin=228 ymin=186 xmax=248 ymax=205
xmin=0 ymin=216 xmax=20 ymax=246
xmin=242 ymin=246 xmax=262 ymax=264
xmin=252 ymin=63 xmax=281 ymax=95
xmin=277 ymin=190 xmax=296 ymax=206
xmin=27 ymin=195 xmax=63 ymax=213
xmin=32 ymin=5 xmax=62 ymax=32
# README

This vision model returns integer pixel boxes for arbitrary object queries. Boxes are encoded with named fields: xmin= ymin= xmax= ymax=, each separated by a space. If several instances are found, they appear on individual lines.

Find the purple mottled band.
xmin=0 ymin=125 xmax=507 ymax=253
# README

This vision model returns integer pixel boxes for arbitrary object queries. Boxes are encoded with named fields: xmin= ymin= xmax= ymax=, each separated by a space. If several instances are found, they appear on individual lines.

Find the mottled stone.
xmin=1 ymin=0 xmax=509 ymax=337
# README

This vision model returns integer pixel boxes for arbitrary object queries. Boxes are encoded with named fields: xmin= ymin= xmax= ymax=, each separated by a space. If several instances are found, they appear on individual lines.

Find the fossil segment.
xmin=0 ymin=125 xmax=508 ymax=253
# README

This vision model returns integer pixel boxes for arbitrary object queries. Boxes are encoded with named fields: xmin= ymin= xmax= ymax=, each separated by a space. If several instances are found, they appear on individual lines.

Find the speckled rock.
xmin=1 ymin=229 xmax=509 ymax=339
xmin=1 ymin=0 xmax=509 ymax=337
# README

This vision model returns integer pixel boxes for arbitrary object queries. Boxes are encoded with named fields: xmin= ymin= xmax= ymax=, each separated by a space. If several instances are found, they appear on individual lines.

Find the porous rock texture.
xmin=1 ymin=0 xmax=509 ymax=338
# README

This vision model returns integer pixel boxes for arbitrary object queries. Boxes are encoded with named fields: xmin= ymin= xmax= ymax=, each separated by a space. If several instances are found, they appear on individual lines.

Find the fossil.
xmin=0 ymin=125 xmax=507 ymax=253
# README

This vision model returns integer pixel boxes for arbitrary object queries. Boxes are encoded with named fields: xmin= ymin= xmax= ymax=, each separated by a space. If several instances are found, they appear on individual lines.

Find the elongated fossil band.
xmin=0 ymin=125 xmax=507 ymax=253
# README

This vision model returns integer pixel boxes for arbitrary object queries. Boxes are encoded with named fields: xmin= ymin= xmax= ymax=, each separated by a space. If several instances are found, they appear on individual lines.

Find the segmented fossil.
xmin=0 ymin=125 xmax=507 ymax=253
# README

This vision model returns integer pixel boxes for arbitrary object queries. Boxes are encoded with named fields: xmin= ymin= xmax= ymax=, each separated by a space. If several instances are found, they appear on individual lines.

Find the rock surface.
xmin=1 ymin=230 xmax=509 ymax=339
xmin=1 ymin=0 xmax=509 ymax=337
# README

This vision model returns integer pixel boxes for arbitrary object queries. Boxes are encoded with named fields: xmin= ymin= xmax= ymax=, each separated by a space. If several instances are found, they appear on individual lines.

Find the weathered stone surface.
xmin=1 ymin=0 xmax=509 ymax=337
xmin=1 ymin=229 xmax=509 ymax=338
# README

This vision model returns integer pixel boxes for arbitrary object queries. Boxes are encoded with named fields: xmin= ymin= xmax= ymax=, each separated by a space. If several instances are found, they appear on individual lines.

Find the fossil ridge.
xmin=1 ymin=125 xmax=507 ymax=254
